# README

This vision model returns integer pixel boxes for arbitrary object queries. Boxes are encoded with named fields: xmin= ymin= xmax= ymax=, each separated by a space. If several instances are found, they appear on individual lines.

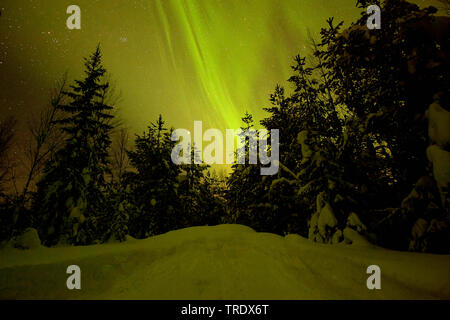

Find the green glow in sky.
xmin=1 ymin=0 xmax=444 ymax=133
xmin=135 ymin=0 xmax=360 ymax=131
xmin=0 ymin=0 xmax=365 ymax=135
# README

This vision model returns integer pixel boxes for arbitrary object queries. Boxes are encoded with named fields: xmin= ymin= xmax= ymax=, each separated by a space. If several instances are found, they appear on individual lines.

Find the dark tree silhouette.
xmin=33 ymin=45 xmax=115 ymax=246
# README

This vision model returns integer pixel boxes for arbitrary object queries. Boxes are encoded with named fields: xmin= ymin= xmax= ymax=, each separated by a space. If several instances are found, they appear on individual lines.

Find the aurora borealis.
xmin=0 ymin=0 xmax=362 ymax=133
xmin=0 ymin=0 xmax=445 ymax=134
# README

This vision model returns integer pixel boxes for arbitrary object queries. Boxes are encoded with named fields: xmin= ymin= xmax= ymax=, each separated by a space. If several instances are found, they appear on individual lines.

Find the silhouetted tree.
xmin=33 ymin=45 xmax=115 ymax=246
xmin=0 ymin=116 xmax=16 ymax=194
xmin=125 ymin=115 xmax=181 ymax=238
xmin=226 ymin=0 xmax=449 ymax=252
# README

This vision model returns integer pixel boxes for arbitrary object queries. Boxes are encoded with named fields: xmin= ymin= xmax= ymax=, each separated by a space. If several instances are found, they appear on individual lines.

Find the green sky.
xmin=1 ymin=0 xmax=444 ymax=135
xmin=0 ymin=0 xmax=363 ymax=133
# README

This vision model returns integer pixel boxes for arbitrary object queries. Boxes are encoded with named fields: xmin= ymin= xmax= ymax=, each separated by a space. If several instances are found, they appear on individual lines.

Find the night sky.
xmin=0 ymin=0 xmax=444 ymax=137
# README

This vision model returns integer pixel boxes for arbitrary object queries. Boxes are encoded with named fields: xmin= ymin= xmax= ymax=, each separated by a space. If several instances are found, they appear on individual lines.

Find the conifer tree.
xmin=33 ymin=46 xmax=114 ymax=246
xmin=319 ymin=0 xmax=449 ymax=249
xmin=178 ymin=146 xmax=209 ymax=226
xmin=226 ymin=113 xmax=288 ymax=233
xmin=103 ymin=182 xmax=131 ymax=242
xmin=126 ymin=115 xmax=181 ymax=238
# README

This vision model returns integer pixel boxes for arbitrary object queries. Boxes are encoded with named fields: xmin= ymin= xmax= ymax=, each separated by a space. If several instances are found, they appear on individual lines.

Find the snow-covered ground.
xmin=0 ymin=224 xmax=449 ymax=299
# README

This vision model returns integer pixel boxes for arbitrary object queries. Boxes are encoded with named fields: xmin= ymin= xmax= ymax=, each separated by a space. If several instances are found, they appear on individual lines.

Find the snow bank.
xmin=0 ymin=224 xmax=449 ymax=299
xmin=8 ymin=228 xmax=41 ymax=250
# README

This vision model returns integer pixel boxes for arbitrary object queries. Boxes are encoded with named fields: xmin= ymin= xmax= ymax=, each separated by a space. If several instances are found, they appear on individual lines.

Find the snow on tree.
xmin=427 ymin=145 xmax=450 ymax=206
xmin=308 ymin=192 xmax=338 ymax=243
xmin=427 ymin=101 xmax=450 ymax=149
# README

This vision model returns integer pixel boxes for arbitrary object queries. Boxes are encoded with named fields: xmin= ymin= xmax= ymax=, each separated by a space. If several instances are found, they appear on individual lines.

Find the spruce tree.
xmin=226 ymin=113 xmax=283 ymax=233
xmin=33 ymin=46 xmax=114 ymax=246
xmin=126 ymin=115 xmax=181 ymax=238
xmin=178 ymin=146 xmax=209 ymax=226
xmin=319 ymin=0 xmax=449 ymax=250
xmin=103 ymin=182 xmax=131 ymax=242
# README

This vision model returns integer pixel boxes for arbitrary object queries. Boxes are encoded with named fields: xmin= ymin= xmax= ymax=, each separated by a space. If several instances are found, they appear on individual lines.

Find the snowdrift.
xmin=0 ymin=224 xmax=449 ymax=299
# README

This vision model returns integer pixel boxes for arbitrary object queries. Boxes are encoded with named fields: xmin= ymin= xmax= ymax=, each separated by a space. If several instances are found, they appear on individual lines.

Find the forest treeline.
xmin=0 ymin=0 xmax=449 ymax=252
